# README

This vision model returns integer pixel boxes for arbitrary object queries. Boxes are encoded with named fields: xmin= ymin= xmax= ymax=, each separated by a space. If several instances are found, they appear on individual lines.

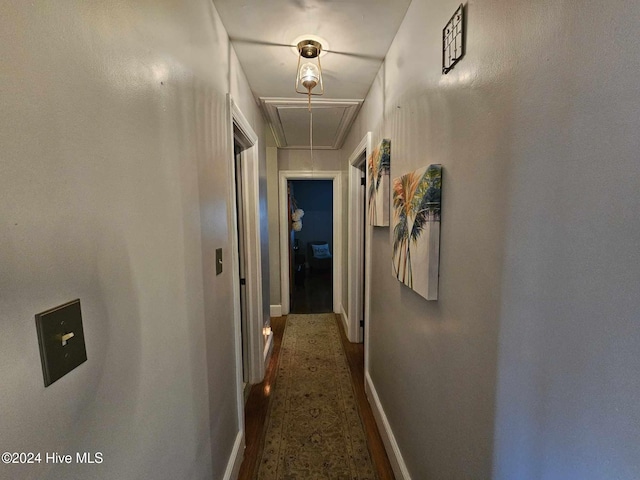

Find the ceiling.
xmin=214 ymin=0 xmax=412 ymax=149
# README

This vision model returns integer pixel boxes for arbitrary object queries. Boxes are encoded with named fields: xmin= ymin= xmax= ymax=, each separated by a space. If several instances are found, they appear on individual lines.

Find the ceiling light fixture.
xmin=295 ymin=39 xmax=324 ymax=112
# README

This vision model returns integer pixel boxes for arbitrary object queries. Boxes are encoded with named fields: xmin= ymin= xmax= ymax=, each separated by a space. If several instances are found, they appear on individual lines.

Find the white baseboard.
xmin=270 ymin=305 xmax=282 ymax=317
xmin=365 ymin=372 xmax=412 ymax=480
xmin=222 ymin=430 xmax=244 ymax=480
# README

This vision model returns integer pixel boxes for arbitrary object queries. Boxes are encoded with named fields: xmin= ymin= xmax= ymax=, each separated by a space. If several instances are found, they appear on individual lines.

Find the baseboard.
xmin=365 ymin=372 xmax=412 ymax=480
xmin=222 ymin=430 xmax=244 ymax=480
xmin=340 ymin=304 xmax=350 ymax=339
xmin=270 ymin=305 xmax=282 ymax=317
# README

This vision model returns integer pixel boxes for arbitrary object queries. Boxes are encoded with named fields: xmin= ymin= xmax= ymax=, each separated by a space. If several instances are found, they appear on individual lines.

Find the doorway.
xmin=233 ymin=142 xmax=250 ymax=384
xmin=278 ymin=170 xmax=343 ymax=316
xmin=288 ymin=180 xmax=334 ymax=314
xmin=347 ymin=133 xmax=372 ymax=363
xmin=228 ymin=96 xmax=268 ymax=394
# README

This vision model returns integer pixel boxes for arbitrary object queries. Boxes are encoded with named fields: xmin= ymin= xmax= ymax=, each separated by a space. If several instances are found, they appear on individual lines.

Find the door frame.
xmin=347 ymin=133 xmax=372 ymax=362
xmin=279 ymin=170 xmax=343 ymax=315
xmin=227 ymin=95 xmax=267 ymax=396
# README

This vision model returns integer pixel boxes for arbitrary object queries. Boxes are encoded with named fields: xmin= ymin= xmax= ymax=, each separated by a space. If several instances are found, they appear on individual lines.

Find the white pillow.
xmin=312 ymin=244 xmax=330 ymax=257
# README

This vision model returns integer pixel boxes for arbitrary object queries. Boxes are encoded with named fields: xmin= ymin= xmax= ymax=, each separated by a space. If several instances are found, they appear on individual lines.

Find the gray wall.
xmin=0 ymin=1 xmax=266 ymax=479
xmin=278 ymin=149 xmax=344 ymax=172
xmin=342 ymin=0 xmax=640 ymax=478
xmin=266 ymin=144 xmax=281 ymax=306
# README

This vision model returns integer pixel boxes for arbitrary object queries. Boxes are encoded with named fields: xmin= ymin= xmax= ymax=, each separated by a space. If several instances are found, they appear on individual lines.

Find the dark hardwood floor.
xmin=238 ymin=315 xmax=286 ymax=480
xmin=290 ymin=267 xmax=333 ymax=314
xmin=237 ymin=314 xmax=395 ymax=480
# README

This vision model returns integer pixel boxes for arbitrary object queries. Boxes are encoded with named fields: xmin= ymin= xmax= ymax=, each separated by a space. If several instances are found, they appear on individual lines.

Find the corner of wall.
xmin=365 ymin=373 xmax=412 ymax=480
xmin=222 ymin=430 xmax=245 ymax=480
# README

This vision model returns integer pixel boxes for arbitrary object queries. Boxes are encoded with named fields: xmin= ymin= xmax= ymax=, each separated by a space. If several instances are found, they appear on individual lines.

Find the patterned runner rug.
xmin=256 ymin=313 xmax=378 ymax=480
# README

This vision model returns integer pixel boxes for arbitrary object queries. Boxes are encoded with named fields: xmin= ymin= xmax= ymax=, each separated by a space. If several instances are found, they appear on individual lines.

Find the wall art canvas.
xmin=392 ymin=164 xmax=442 ymax=300
xmin=368 ymin=138 xmax=391 ymax=226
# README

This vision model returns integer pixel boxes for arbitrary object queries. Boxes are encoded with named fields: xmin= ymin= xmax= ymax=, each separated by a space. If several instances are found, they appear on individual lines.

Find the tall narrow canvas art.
xmin=392 ymin=164 xmax=442 ymax=300
xmin=368 ymin=139 xmax=390 ymax=226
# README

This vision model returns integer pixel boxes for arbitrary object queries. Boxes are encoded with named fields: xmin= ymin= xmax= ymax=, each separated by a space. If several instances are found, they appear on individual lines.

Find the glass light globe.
xmin=299 ymin=62 xmax=320 ymax=90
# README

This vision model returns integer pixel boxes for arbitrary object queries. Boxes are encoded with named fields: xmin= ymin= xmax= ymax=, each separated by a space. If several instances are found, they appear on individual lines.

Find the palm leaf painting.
xmin=367 ymin=139 xmax=391 ymax=226
xmin=392 ymin=164 xmax=442 ymax=300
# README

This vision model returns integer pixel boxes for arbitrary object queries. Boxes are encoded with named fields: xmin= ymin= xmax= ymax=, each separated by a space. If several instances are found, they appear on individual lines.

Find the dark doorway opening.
xmin=289 ymin=180 xmax=333 ymax=314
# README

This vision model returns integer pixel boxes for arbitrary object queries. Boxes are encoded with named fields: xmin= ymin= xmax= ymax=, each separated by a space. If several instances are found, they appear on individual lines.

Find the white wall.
xmin=343 ymin=0 xmax=640 ymax=478
xmin=0 ymin=1 xmax=266 ymax=479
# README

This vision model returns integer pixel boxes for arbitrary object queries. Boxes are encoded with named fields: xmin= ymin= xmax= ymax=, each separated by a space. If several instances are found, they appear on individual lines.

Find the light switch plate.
xmin=35 ymin=299 xmax=87 ymax=387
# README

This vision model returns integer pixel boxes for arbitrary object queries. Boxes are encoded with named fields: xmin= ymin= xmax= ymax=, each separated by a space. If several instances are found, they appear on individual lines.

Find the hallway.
xmin=239 ymin=314 xmax=394 ymax=479
xmin=2 ymin=0 xmax=639 ymax=479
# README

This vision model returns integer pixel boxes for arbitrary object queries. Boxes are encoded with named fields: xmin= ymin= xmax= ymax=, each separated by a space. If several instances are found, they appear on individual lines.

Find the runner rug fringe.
xmin=255 ymin=313 xmax=378 ymax=479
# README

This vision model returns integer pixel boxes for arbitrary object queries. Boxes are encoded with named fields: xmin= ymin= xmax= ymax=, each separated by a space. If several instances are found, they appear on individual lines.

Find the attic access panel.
xmin=279 ymin=107 xmax=343 ymax=148
xmin=260 ymin=98 xmax=363 ymax=150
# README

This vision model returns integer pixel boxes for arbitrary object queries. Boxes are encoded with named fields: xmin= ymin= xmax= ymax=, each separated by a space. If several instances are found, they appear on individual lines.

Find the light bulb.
xmin=299 ymin=62 xmax=320 ymax=91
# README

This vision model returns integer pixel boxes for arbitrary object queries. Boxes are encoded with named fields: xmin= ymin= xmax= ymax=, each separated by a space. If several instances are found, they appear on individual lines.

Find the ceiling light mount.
xmin=290 ymin=34 xmax=329 ymax=57
xmin=298 ymin=39 xmax=322 ymax=59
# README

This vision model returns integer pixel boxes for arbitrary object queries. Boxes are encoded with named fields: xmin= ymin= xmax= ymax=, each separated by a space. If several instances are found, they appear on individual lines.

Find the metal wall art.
xmin=442 ymin=4 xmax=465 ymax=74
